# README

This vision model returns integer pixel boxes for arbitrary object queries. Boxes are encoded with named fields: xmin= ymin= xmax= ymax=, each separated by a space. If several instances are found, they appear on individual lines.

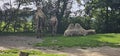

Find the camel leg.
xmin=51 ymin=25 xmax=56 ymax=36
xmin=37 ymin=19 xmax=43 ymax=38
xmin=35 ymin=21 xmax=39 ymax=38
xmin=52 ymin=26 xmax=54 ymax=36
xmin=36 ymin=19 xmax=43 ymax=38
xmin=54 ymin=26 xmax=57 ymax=35
xmin=36 ymin=28 xmax=41 ymax=38
xmin=54 ymin=22 xmax=58 ymax=35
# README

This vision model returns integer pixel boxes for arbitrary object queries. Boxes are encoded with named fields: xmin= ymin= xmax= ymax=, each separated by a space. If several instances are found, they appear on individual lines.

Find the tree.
xmin=0 ymin=0 xmax=33 ymax=32
xmin=16 ymin=0 xmax=73 ymax=33
xmin=84 ymin=0 xmax=120 ymax=33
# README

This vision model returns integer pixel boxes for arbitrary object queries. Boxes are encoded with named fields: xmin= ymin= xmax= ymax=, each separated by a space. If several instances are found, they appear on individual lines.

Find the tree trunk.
xmin=56 ymin=0 xmax=68 ymax=34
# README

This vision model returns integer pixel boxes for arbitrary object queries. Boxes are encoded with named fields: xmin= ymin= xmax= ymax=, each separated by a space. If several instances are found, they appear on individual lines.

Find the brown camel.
xmin=34 ymin=7 xmax=46 ymax=38
xmin=33 ymin=7 xmax=58 ymax=38
xmin=49 ymin=15 xmax=58 ymax=36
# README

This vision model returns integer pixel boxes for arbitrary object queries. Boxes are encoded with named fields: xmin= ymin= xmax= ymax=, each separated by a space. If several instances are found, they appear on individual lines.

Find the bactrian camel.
xmin=34 ymin=7 xmax=46 ymax=38
xmin=33 ymin=7 xmax=58 ymax=38
xmin=49 ymin=15 xmax=58 ymax=36
xmin=64 ymin=23 xmax=96 ymax=36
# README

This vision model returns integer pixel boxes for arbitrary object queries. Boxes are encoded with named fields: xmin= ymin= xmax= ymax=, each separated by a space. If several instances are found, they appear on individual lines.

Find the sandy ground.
xmin=0 ymin=36 xmax=42 ymax=50
xmin=0 ymin=36 xmax=120 ymax=56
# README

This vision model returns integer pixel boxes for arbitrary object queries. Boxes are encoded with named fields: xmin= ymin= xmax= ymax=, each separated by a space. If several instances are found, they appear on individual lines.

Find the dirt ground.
xmin=0 ymin=36 xmax=120 ymax=56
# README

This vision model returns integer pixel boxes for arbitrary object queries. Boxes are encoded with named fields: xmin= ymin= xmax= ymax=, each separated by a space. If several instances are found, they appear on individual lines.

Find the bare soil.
xmin=0 ymin=36 xmax=120 ymax=56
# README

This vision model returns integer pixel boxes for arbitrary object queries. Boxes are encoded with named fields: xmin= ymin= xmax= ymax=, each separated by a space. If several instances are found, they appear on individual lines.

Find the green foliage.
xmin=0 ymin=22 xmax=5 ymax=31
xmin=0 ymin=21 xmax=33 ymax=32
xmin=71 ymin=16 xmax=94 ymax=29
xmin=36 ymin=33 xmax=120 ymax=48
xmin=58 ymin=17 xmax=71 ymax=33
xmin=0 ymin=49 xmax=66 ymax=56
xmin=85 ymin=0 xmax=120 ymax=33
xmin=0 ymin=0 xmax=120 ymax=33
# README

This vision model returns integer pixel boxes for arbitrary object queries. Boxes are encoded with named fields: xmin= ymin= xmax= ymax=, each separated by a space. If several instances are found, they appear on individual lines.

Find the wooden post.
xmin=19 ymin=51 xmax=29 ymax=56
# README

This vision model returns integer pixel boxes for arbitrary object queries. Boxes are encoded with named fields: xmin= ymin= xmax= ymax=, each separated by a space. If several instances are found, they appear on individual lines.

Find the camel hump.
xmin=50 ymin=16 xmax=58 ymax=22
xmin=67 ymin=23 xmax=74 ymax=29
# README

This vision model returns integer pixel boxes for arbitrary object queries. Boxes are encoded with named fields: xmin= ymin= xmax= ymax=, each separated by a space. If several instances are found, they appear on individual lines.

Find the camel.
xmin=74 ymin=23 xmax=87 ymax=36
xmin=33 ymin=7 xmax=58 ymax=38
xmin=33 ymin=7 xmax=46 ymax=38
xmin=49 ymin=15 xmax=58 ymax=36
xmin=64 ymin=23 xmax=75 ymax=36
xmin=64 ymin=23 xmax=96 ymax=36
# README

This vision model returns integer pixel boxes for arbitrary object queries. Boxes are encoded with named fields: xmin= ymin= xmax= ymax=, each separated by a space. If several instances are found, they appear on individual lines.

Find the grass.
xmin=36 ymin=33 xmax=120 ymax=48
xmin=0 ymin=49 xmax=66 ymax=56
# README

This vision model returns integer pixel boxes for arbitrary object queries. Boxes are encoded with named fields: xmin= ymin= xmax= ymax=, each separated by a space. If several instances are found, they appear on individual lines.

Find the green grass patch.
xmin=36 ymin=33 xmax=120 ymax=48
xmin=0 ymin=49 xmax=66 ymax=56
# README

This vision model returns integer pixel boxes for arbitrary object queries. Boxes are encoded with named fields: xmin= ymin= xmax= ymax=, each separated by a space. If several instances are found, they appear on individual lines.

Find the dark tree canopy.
xmin=0 ymin=0 xmax=120 ymax=33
